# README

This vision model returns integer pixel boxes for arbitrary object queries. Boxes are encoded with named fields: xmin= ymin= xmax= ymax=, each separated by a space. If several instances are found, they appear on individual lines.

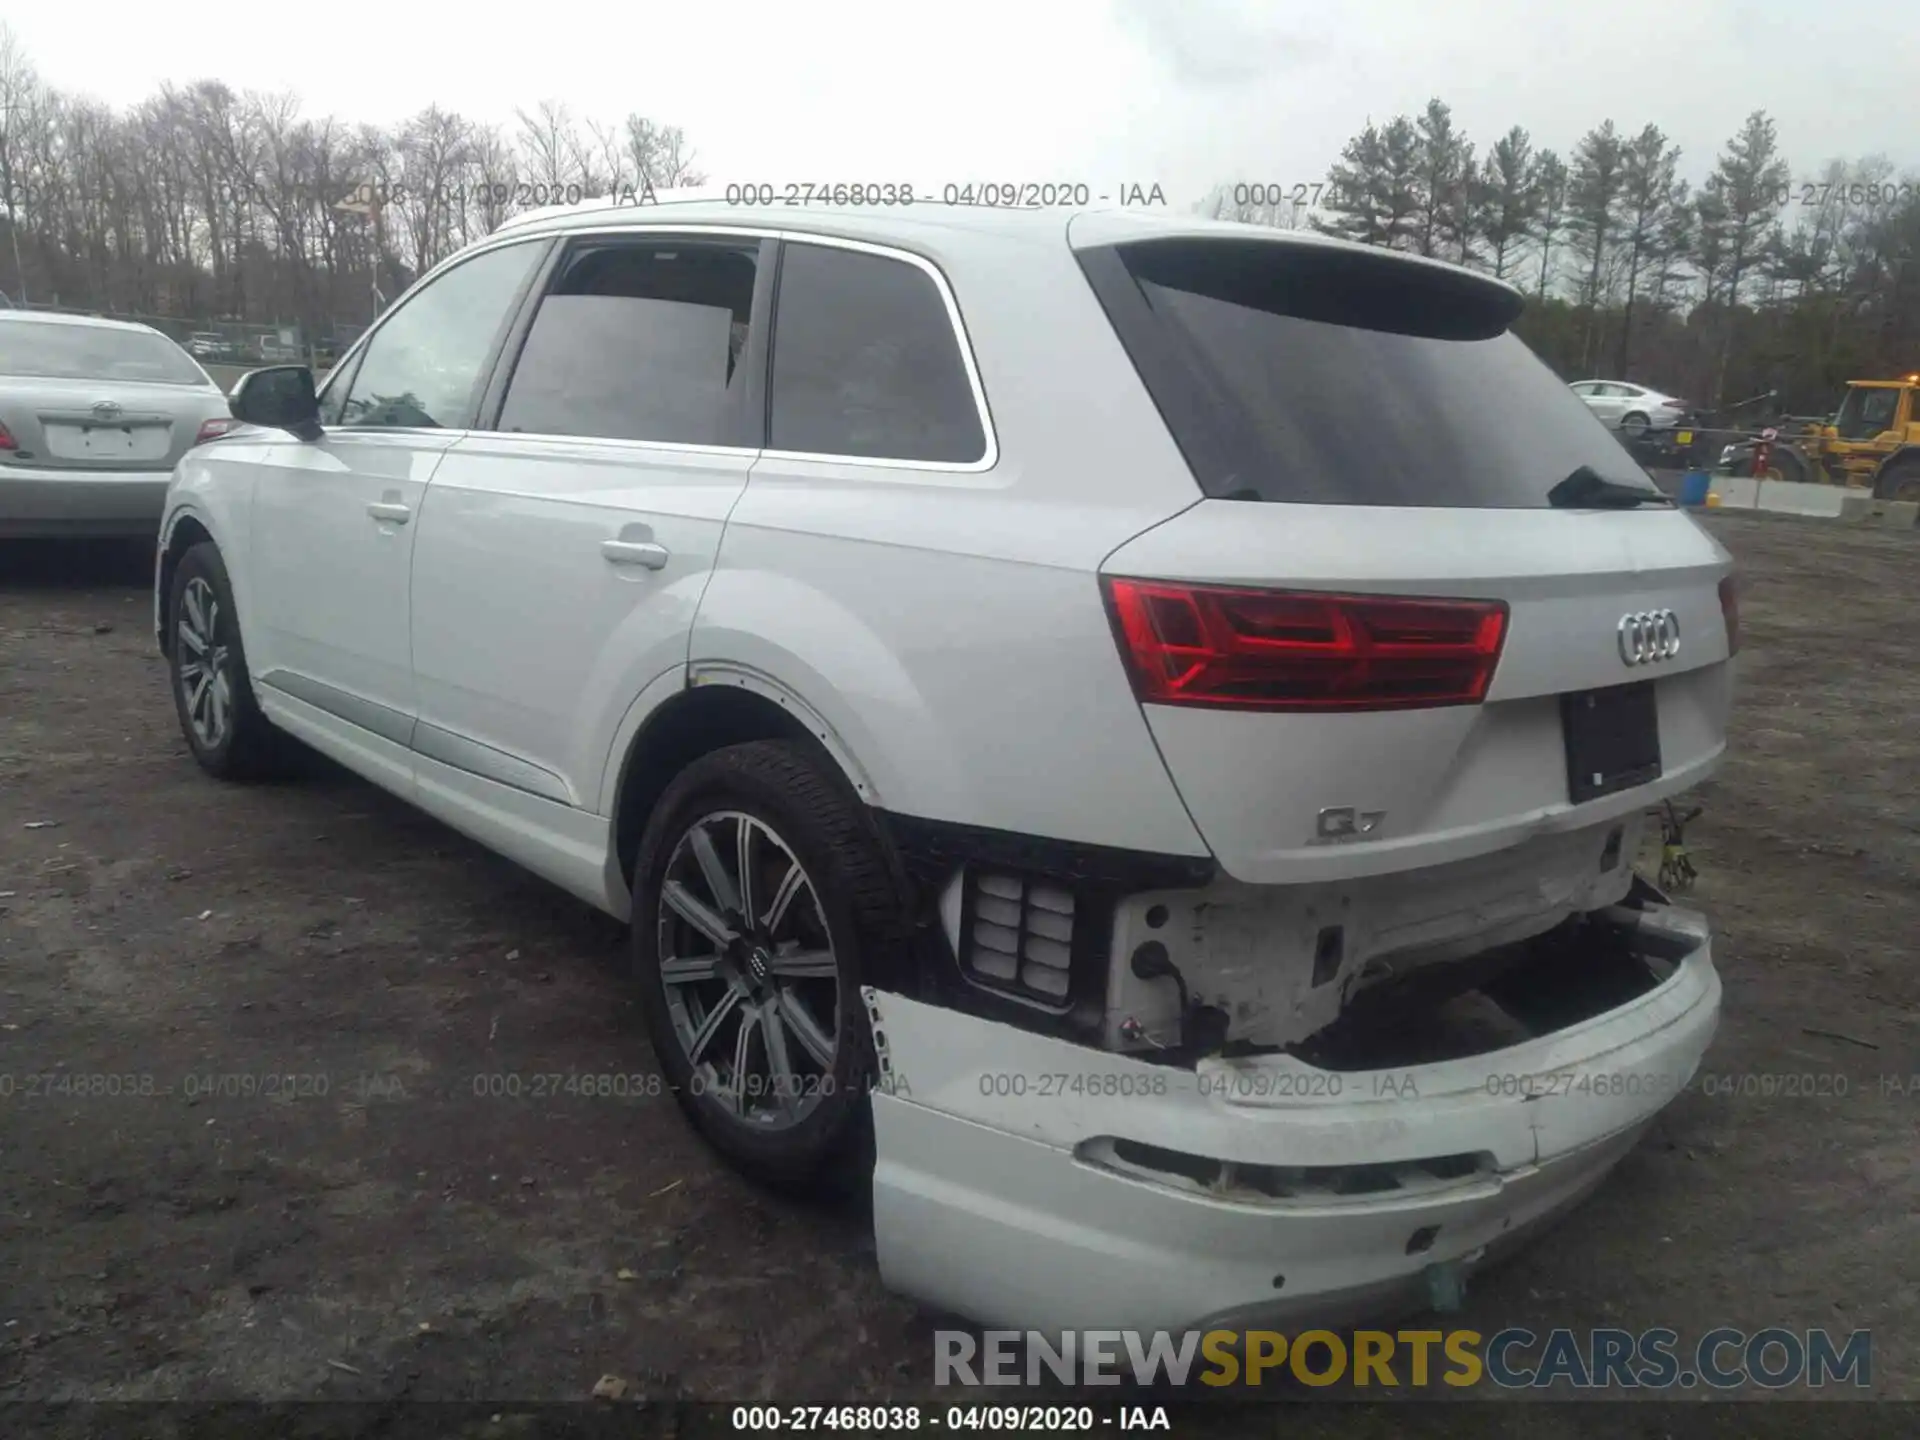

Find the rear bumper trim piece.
xmin=0 ymin=467 xmax=172 ymax=537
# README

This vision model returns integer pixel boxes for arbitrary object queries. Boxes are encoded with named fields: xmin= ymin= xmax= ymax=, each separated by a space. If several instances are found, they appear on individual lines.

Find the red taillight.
xmin=195 ymin=417 xmax=239 ymax=445
xmin=1102 ymin=578 xmax=1509 ymax=712
xmin=0 ymin=420 xmax=15 ymax=451
xmin=1719 ymin=574 xmax=1740 ymax=655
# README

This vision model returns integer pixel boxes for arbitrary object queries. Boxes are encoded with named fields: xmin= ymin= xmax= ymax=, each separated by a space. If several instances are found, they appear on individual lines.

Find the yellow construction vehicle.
xmin=1717 ymin=376 xmax=1920 ymax=496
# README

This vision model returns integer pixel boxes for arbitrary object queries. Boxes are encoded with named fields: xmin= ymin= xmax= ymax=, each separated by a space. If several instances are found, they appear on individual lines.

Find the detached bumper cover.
xmin=865 ymin=904 xmax=1719 ymax=1333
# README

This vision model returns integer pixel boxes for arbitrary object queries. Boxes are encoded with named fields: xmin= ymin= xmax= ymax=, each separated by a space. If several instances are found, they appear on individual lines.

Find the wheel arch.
xmin=155 ymin=508 xmax=218 ymax=657
xmin=605 ymin=672 xmax=880 ymax=896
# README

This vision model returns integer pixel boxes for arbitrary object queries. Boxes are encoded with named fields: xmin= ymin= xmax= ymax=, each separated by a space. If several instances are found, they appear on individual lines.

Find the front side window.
xmin=1833 ymin=386 xmax=1898 ymax=440
xmin=497 ymin=239 xmax=758 ymax=445
xmin=336 ymin=240 xmax=545 ymax=430
xmin=768 ymin=242 xmax=986 ymax=464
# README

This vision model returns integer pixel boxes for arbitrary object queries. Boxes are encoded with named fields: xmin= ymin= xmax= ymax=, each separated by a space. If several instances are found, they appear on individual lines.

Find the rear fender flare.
xmin=691 ymin=570 xmax=965 ymax=820
xmin=683 ymin=662 xmax=881 ymax=805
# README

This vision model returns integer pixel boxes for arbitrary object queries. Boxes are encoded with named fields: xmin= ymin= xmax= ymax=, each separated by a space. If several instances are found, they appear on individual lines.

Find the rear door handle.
xmin=367 ymin=501 xmax=411 ymax=525
xmin=601 ymin=539 xmax=669 ymax=570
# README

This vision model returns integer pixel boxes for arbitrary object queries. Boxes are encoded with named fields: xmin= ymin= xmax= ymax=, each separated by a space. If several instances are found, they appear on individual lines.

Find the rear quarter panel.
xmin=692 ymin=225 xmax=1210 ymax=855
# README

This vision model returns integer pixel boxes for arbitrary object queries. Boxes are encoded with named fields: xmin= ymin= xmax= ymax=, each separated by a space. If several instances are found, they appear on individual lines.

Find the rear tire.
xmin=631 ymin=740 xmax=911 ymax=1194
xmin=1621 ymin=412 xmax=1650 ymax=439
xmin=167 ymin=542 xmax=292 ymax=781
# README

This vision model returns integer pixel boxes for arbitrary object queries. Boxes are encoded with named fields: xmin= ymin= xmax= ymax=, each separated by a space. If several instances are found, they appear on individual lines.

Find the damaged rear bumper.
xmin=864 ymin=902 xmax=1719 ymax=1333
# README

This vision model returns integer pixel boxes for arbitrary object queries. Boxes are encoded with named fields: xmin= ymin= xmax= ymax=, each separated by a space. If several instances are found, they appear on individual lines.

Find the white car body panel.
xmin=412 ymin=433 xmax=753 ymax=810
xmin=246 ymin=428 xmax=460 ymax=735
xmin=151 ymin=199 xmax=1736 ymax=1336
xmin=867 ymin=902 xmax=1719 ymax=1333
xmin=1105 ymin=500 xmax=1733 ymax=883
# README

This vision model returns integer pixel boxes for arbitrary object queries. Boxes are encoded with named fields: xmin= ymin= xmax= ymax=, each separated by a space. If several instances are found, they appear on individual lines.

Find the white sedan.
xmin=1570 ymin=379 xmax=1691 ymax=437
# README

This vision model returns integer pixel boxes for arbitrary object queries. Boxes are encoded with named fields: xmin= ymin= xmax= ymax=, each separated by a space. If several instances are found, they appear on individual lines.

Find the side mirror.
xmin=230 ymin=365 xmax=321 ymax=441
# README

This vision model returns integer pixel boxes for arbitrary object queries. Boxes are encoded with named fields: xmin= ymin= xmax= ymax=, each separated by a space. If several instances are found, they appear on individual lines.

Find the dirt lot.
xmin=1 ymin=512 xmax=1915 ymax=1425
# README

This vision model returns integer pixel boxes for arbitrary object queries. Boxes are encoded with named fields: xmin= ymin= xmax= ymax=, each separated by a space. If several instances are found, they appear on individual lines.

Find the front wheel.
xmin=631 ymin=740 xmax=911 ymax=1193
xmin=1872 ymin=454 xmax=1920 ymax=501
xmin=167 ymin=542 xmax=291 ymax=780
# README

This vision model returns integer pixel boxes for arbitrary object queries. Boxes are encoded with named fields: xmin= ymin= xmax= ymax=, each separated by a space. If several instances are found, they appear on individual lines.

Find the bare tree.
xmin=623 ymin=115 xmax=703 ymax=189
xmin=0 ymin=22 xmax=42 ymax=302
xmin=1195 ymin=183 xmax=1307 ymax=229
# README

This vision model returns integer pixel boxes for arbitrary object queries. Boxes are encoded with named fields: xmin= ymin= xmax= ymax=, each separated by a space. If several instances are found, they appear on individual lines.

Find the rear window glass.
xmin=769 ymin=242 xmax=986 ymax=464
xmin=1083 ymin=238 xmax=1662 ymax=508
xmin=0 ymin=320 xmax=208 ymax=386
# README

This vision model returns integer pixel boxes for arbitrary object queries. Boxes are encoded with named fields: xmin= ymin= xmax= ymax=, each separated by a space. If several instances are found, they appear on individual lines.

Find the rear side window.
xmin=769 ymin=243 xmax=986 ymax=464
xmin=0 ymin=320 xmax=206 ymax=386
xmin=498 ymin=239 xmax=759 ymax=445
xmin=1080 ymin=238 xmax=1662 ymax=507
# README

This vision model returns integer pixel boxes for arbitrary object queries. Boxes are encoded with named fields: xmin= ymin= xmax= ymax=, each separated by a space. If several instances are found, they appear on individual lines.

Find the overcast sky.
xmin=11 ymin=0 xmax=1918 ymax=205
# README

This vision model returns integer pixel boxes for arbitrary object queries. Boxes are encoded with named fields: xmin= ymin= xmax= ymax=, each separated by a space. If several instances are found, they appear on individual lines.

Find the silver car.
xmin=0 ymin=311 xmax=237 ymax=538
xmin=1569 ymin=379 xmax=1691 ymax=437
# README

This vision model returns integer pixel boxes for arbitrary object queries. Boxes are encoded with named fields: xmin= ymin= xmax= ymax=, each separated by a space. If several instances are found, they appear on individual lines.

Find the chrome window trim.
xmin=424 ymin=222 xmax=1000 ymax=474
xmin=450 ymin=431 xmax=762 ymax=460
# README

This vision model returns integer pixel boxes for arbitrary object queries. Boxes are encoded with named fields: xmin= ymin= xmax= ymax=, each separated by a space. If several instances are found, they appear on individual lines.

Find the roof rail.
xmin=492 ymin=184 xmax=731 ymax=234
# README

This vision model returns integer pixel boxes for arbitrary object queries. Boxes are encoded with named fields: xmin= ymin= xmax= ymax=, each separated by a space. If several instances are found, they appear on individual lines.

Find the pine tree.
xmin=1531 ymin=151 xmax=1570 ymax=299
xmin=1614 ymin=124 xmax=1678 ymax=375
xmin=1566 ymin=121 xmax=1626 ymax=368
xmin=1412 ymin=98 xmax=1475 ymax=261
xmin=1314 ymin=122 xmax=1391 ymax=248
xmin=1478 ymin=126 xmax=1538 ymax=281
xmin=1709 ymin=111 xmax=1791 ymax=403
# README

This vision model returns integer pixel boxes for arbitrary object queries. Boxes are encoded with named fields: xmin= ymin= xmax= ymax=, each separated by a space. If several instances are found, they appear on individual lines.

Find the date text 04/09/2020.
xmin=719 ymin=182 xmax=1168 ymax=208
xmin=729 ymin=1404 xmax=1171 ymax=1431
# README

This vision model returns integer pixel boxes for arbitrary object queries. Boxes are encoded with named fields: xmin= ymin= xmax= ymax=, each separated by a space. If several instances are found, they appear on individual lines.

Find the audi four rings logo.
xmin=1617 ymin=609 xmax=1681 ymax=665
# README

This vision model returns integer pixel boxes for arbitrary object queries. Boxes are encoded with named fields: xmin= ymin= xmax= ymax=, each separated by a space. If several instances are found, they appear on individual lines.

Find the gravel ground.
xmin=0 ymin=512 xmax=1914 ymax=1432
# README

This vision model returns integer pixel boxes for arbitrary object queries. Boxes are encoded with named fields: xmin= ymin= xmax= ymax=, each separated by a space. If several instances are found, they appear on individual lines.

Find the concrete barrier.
xmin=1710 ymin=476 xmax=1760 ymax=509
xmin=1708 ymin=475 xmax=1850 ymax=519
xmin=1839 ymin=494 xmax=1920 ymax=528
xmin=1755 ymin=479 xmax=1848 ymax=517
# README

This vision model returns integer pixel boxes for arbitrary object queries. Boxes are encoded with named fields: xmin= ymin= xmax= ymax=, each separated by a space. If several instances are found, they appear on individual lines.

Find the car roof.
xmin=490 ymin=189 xmax=1522 ymax=298
xmin=0 ymin=309 xmax=170 ymax=339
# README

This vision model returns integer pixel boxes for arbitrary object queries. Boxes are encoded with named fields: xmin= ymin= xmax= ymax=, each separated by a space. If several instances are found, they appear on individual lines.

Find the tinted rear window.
xmin=1081 ymin=238 xmax=1661 ymax=507
xmin=769 ymin=243 xmax=986 ymax=464
xmin=0 ymin=320 xmax=208 ymax=386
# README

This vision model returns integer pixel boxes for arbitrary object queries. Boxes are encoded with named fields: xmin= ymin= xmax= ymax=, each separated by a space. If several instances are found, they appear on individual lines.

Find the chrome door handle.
xmin=367 ymin=501 xmax=411 ymax=524
xmin=601 ymin=539 xmax=669 ymax=570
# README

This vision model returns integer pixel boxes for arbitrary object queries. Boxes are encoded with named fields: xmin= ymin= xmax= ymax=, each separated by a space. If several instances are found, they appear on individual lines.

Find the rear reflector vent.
xmin=961 ymin=871 xmax=1076 ymax=1009
xmin=1103 ymin=578 xmax=1509 ymax=712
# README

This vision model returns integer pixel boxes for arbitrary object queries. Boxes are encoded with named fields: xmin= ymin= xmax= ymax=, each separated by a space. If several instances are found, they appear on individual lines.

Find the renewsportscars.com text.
xmin=935 ymin=1327 xmax=1872 ymax=1390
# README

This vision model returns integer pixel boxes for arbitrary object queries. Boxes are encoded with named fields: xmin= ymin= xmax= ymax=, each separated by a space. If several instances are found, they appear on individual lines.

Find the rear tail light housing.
xmin=1102 ymin=578 xmax=1509 ymax=712
xmin=194 ymin=417 xmax=240 ymax=445
xmin=1719 ymin=574 xmax=1740 ymax=655
xmin=0 ymin=421 xmax=15 ymax=451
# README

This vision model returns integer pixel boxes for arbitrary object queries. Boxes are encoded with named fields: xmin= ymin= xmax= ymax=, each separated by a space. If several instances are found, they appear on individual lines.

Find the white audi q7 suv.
xmin=155 ymin=198 xmax=1734 ymax=1335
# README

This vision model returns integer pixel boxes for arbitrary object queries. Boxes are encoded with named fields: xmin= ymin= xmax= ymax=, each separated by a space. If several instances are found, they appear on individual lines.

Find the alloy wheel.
xmin=656 ymin=810 xmax=841 ymax=1130
xmin=176 ymin=576 xmax=234 ymax=750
